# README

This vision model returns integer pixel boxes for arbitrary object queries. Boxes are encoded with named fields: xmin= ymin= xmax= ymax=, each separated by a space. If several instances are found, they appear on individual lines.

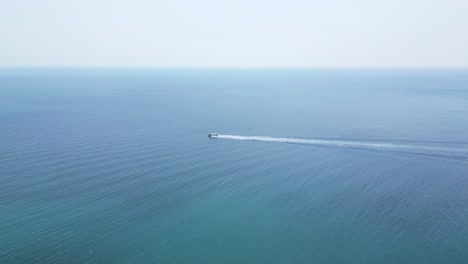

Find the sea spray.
xmin=214 ymin=134 xmax=468 ymax=160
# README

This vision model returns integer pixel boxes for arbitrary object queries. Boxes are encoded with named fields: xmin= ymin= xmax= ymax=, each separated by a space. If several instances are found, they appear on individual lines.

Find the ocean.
xmin=1 ymin=68 xmax=467 ymax=263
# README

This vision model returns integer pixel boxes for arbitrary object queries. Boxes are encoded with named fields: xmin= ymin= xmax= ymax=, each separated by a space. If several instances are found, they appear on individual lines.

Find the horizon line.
xmin=0 ymin=66 xmax=467 ymax=70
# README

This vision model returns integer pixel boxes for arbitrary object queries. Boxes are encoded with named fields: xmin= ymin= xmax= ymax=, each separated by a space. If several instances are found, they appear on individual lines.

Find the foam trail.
xmin=215 ymin=134 xmax=468 ymax=155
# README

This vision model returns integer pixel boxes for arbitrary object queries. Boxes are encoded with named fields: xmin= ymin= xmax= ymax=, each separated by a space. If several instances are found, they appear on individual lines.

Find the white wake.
xmin=214 ymin=134 xmax=468 ymax=155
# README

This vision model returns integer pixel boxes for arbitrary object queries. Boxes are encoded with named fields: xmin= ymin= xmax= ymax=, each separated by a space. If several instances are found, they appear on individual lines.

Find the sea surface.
xmin=1 ymin=68 xmax=468 ymax=263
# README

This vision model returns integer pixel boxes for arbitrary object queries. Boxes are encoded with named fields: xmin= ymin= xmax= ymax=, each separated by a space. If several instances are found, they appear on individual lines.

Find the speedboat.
xmin=208 ymin=133 xmax=218 ymax=138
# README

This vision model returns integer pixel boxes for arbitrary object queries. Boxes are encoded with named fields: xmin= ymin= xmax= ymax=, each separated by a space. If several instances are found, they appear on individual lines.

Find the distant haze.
xmin=1 ymin=0 xmax=468 ymax=68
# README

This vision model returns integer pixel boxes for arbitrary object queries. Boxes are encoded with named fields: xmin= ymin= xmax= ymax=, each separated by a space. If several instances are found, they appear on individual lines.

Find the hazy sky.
xmin=1 ymin=0 xmax=467 ymax=67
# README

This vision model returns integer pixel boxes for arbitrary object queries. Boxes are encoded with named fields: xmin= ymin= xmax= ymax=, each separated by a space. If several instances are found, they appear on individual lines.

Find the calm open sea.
xmin=1 ymin=68 xmax=468 ymax=263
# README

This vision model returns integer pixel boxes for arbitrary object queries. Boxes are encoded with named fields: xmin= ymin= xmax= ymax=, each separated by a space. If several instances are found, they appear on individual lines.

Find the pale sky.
xmin=1 ymin=0 xmax=468 ymax=67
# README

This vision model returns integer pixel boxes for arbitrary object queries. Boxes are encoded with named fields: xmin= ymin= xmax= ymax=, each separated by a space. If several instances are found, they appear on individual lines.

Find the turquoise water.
xmin=1 ymin=69 xmax=468 ymax=263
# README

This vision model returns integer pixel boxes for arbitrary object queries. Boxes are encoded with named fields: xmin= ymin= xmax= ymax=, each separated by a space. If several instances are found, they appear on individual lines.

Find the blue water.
xmin=1 ymin=68 xmax=468 ymax=263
